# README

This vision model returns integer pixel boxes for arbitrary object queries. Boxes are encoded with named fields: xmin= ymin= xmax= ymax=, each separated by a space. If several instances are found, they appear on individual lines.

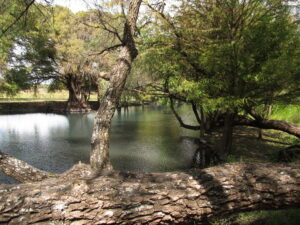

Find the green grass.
xmin=0 ymin=88 xmax=68 ymax=101
xmin=209 ymin=209 xmax=300 ymax=225
xmin=270 ymin=105 xmax=300 ymax=125
xmin=0 ymin=88 xmax=98 ymax=102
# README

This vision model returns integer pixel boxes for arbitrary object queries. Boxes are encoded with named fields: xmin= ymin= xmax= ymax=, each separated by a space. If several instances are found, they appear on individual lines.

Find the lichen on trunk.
xmin=90 ymin=0 xmax=142 ymax=172
xmin=0 ymin=163 xmax=299 ymax=225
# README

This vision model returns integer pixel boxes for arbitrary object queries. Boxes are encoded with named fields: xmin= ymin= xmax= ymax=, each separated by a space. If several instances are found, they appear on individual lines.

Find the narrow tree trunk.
xmin=170 ymin=98 xmax=201 ymax=130
xmin=90 ymin=47 xmax=133 ymax=171
xmin=199 ymin=106 xmax=206 ymax=138
xmin=90 ymin=0 xmax=142 ymax=172
xmin=257 ymin=104 xmax=272 ymax=140
xmin=33 ymin=83 xmax=38 ymax=97
xmin=0 ymin=163 xmax=299 ymax=224
xmin=258 ymin=129 xmax=263 ymax=140
xmin=220 ymin=111 xmax=235 ymax=156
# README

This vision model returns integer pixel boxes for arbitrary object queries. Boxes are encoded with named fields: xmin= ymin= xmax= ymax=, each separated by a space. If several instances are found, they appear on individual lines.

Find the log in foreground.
xmin=0 ymin=163 xmax=299 ymax=224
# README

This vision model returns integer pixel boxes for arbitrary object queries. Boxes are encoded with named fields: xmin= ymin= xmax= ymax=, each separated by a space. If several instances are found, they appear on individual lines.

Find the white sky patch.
xmin=49 ymin=0 xmax=179 ymax=14
xmin=53 ymin=0 xmax=92 ymax=12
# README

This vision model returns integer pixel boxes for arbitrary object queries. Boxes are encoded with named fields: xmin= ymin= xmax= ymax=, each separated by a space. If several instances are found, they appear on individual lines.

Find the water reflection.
xmin=0 ymin=106 xmax=199 ymax=183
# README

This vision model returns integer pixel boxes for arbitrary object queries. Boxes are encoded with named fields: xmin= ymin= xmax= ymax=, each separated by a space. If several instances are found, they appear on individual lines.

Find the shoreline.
xmin=0 ymin=101 xmax=145 ymax=114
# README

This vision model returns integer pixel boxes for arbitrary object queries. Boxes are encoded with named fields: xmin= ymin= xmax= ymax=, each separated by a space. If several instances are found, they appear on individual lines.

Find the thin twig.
xmin=89 ymin=44 xmax=123 ymax=56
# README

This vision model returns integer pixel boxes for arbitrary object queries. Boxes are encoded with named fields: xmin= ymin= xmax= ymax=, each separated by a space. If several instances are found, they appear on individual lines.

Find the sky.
xmin=51 ymin=0 xmax=177 ymax=13
xmin=52 ymin=0 xmax=91 ymax=12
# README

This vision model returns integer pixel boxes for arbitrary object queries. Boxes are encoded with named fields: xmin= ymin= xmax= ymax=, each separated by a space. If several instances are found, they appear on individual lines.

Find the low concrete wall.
xmin=0 ymin=101 xmax=66 ymax=114
xmin=0 ymin=101 xmax=100 ymax=114
xmin=0 ymin=101 xmax=144 ymax=114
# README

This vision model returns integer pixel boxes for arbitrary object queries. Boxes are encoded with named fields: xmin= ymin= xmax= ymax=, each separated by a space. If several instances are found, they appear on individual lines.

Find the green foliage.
xmin=0 ymin=3 xmax=118 ymax=99
xmin=0 ymin=1 xmax=51 ymax=66
xmin=140 ymin=0 xmax=300 ymax=115
xmin=0 ymin=1 xmax=56 ymax=96
xmin=48 ymin=80 xmax=66 ymax=93
xmin=5 ymin=66 xmax=31 ymax=89
xmin=0 ymin=65 xmax=31 ymax=96
xmin=0 ymin=82 xmax=19 ymax=96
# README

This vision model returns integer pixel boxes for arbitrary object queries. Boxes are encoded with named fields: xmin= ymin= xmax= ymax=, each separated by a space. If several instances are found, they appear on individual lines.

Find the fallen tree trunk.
xmin=234 ymin=116 xmax=300 ymax=138
xmin=0 ymin=163 xmax=299 ymax=224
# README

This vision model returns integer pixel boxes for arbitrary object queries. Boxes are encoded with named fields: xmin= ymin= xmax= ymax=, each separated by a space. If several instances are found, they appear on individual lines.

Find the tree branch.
xmin=170 ymin=97 xmax=201 ymax=130
xmin=145 ymin=2 xmax=207 ymax=78
xmin=0 ymin=150 xmax=52 ymax=183
xmin=0 ymin=0 xmax=36 ymax=37
xmin=89 ymin=44 xmax=123 ymax=56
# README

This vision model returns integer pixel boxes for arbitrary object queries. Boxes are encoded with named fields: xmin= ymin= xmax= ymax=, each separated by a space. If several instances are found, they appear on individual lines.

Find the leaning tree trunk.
xmin=66 ymin=74 xmax=91 ymax=113
xmin=90 ymin=0 xmax=142 ymax=172
xmin=234 ymin=115 xmax=300 ymax=138
xmin=0 ymin=162 xmax=299 ymax=225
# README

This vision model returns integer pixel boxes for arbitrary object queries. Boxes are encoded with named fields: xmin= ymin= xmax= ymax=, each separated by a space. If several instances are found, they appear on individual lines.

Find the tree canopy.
xmin=0 ymin=0 xmax=299 ymax=224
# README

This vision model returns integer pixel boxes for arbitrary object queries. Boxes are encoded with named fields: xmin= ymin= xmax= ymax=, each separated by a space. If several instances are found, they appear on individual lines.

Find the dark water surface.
xmin=0 ymin=106 xmax=199 ymax=183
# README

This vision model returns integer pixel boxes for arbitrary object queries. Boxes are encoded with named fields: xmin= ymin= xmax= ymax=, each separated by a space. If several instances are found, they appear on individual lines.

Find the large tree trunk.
xmin=90 ymin=0 xmax=142 ymax=172
xmin=0 ymin=163 xmax=299 ymax=224
xmin=66 ymin=74 xmax=91 ymax=113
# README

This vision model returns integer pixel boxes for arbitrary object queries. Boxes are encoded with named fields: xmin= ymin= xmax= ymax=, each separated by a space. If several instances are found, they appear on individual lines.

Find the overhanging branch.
xmin=0 ymin=0 xmax=36 ymax=37
xmin=170 ymin=97 xmax=201 ymax=130
xmin=89 ymin=44 xmax=123 ymax=56
xmin=0 ymin=150 xmax=52 ymax=183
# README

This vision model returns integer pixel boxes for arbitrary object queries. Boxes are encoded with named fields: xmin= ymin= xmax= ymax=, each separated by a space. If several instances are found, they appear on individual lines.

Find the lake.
xmin=0 ymin=106 xmax=199 ymax=183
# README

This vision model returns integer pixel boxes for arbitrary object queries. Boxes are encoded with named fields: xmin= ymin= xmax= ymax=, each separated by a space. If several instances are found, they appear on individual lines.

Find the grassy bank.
xmin=270 ymin=105 xmax=300 ymax=125
xmin=209 ymin=208 xmax=300 ymax=225
xmin=0 ymin=88 xmax=98 ymax=102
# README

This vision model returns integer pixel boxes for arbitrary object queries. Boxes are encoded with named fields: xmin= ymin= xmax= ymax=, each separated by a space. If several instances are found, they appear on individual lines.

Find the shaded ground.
xmin=207 ymin=208 xmax=300 ymax=225
xmin=0 ymin=101 xmax=143 ymax=114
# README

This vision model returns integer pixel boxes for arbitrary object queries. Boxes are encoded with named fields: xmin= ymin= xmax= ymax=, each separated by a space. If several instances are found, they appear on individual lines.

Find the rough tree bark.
xmin=0 ymin=151 xmax=51 ymax=182
xmin=90 ymin=0 xmax=142 ymax=171
xmin=0 ymin=162 xmax=299 ymax=224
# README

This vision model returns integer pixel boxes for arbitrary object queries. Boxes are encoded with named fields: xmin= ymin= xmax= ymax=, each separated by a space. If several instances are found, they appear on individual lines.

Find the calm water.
xmin=0 ymin=106 xmax=199 ymax=183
